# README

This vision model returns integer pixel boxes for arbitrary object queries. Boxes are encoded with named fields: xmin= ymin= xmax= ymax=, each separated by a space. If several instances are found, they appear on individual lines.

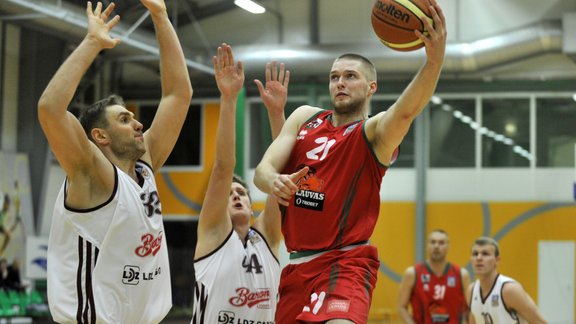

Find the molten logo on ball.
xmin=371 ymin=0 xmax=433 ymax=52
xmin=373 ymin=1 xmax=410 ymax=24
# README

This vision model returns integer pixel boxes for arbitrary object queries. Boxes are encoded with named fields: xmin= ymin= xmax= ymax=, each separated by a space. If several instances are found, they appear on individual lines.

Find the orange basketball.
xmin=371 ymin=0 xmax=433 ymax=52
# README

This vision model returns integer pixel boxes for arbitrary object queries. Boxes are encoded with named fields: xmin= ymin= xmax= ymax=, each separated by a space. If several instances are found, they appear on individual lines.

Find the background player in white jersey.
xmin=465 ymin=237 xmax=547 ymax=324
xmin=38 ymin=0 xmax=192 ymax=322
xmin=191 ymin=44 xmax=305 ymax=323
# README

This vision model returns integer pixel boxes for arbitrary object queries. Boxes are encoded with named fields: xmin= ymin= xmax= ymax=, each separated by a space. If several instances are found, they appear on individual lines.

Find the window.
xmin=429 ymin=99 xmax=476 ymax=167
xmin=138 ymin=103 xmax=202 ymax=167
xmin=537 ymin=97 xmax=576 ymax=167
xmin=248 ymin=100 xmax=305 ymax=168
xmin=481 ymin=98 xmax=530 ymax=167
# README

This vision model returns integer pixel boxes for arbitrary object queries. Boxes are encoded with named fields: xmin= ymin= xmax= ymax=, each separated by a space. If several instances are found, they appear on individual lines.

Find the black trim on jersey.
xmin=137 ymin=159 xmax=153 ymax=171
xmin=249 ymin=227 xmax=280 ymax=264
xmin=192 ymin=282 xmax=208 ymax=324
xmin=500 ymin=280 xmax=521 ymax=323
xmin=193 ymin=228 xmax=280 ymax=265
xmin=64 ymin=164 xmax=119 ymax=213
xmin=76 ymin=236 xmax=99 ymax=324
xmin=135 ymin=160 xmax=154 ymax=188
xmin=193 ymin=229 xmax=234 ymax=262
xmin=76 ymin=237 xmax=84 ymax=323
xmin=85 ymin=241 xmax=96 ymax=324
xmin=361 ymin=120 xmax=399 ymax=169
xmin=480 ymin=273 xmax=500 ymax=304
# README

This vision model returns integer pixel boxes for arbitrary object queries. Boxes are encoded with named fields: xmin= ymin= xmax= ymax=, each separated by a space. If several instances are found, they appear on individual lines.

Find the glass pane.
xmin=139 ymin=103 xmax=202 ymax=166
xmin=430 ymin=99 xmax=476 ymax=167
xmin=248 ymin=101 xmax=304 ymax=168
xmin=371 ymin=99 xmax=415 ymax=168
xmin=481 ymin=98 xmax=530 ymax=167
xmin=536 ymin=97 xmax=576 ymax=167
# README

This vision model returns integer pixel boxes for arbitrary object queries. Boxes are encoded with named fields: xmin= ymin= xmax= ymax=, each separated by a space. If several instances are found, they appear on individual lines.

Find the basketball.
xmin=371 ymin=0 xmax=433 ymax=51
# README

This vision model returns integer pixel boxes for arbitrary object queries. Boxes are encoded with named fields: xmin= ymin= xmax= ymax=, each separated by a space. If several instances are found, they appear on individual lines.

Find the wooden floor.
xmin=162 ymin=317 xmax=403 ymax=324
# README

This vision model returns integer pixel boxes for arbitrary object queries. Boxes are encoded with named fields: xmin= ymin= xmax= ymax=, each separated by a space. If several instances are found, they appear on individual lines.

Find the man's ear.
xmin=368 ymin=81 xmax=377 ymax=95
xmin=91 ymin=128 xmax=108 ymax=144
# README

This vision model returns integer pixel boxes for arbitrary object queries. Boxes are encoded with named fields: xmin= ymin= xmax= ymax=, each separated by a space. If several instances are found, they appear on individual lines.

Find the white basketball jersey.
xmin=470 ymin=274 xmax=527 ymax=324
xmin=47 ymin=161 xmax=171 ymax=324
xmin=192 ymin=228 xmax=280 ymax=324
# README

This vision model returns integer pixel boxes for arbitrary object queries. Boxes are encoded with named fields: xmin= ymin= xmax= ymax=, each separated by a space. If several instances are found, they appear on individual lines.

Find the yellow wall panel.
xmin=369 ymin=201 xmax=576 ymax=320
xmin=156 ymin=102 xmax=220 ymax=216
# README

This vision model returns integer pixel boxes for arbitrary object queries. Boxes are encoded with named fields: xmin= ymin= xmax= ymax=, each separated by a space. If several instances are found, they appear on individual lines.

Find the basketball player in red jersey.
xmin=398 ymin=230 xmax=471 ymax=323
xmin=253 ymin=0 xmax=447 ymax=322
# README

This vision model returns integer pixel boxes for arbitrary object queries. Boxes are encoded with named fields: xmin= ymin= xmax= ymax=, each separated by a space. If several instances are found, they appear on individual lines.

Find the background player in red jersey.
xmin=397 ymin=229 xmax=471 ymax=323
xmin=254 ymin=0 xmax=446 ymax=322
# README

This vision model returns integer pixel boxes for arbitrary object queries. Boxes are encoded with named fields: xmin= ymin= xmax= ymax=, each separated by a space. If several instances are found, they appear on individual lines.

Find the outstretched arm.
xmin=195 ymin=44 xmax=244 ymax=259
xmin=397 ymin=267 xmax=416 ymax=324
xmin=254 ymin=61 xmax=290 ymax=138
xmin=140 ymin=0 xmax=193 ymax=171
xmin=253 ymin=61 xmax=291 ymax=254
xmin=38 ymin=2 xmax=120 ymax=182
xmin=365 ymin=0 xmax=446 ymax=165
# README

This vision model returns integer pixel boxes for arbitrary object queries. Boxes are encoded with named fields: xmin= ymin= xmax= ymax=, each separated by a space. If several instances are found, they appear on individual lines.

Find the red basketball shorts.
xmin=275 ymin=245 xmax=379 ymax=323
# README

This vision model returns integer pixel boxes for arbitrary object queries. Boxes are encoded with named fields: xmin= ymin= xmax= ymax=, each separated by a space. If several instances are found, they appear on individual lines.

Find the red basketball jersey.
xmin=281 ymin=110 xmax=388 ymax=252
xmin=410 ymin=263 xmax=466 ymax=324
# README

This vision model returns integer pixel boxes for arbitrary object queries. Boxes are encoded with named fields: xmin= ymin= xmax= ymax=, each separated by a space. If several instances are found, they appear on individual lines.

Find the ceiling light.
xmin=234 ymin=0 xmax=265 ymax=14
xmin=431 ymin=95 xmax=442 ymax=105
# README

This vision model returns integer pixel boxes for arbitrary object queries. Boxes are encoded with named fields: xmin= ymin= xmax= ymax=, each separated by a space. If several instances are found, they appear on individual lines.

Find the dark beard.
xmin=111 ymin=141 xmax=146 ymax=161
xmin=331 ymin=96 xmax=366 ymax=116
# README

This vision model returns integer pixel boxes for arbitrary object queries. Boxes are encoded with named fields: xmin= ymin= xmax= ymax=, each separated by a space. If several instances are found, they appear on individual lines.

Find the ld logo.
xmin=122 ymin=265 xmax=140 ymax=285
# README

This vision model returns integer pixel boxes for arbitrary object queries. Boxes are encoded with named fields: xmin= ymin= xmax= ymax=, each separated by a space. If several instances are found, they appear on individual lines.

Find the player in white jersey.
xmin=191 ymin=45 xmax=301 ymax=323
xmin=38 ymin=0 xmax=192 ymax=322
xmin=465 ymin=237 xmax=547 ymax=324
xmin=49 ymin=161 xmax=170 ymax=323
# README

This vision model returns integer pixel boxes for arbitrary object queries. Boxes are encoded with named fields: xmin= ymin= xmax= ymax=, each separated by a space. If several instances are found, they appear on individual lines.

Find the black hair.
xmin=79 ymin=94 xmax=125 ymax=142
xmin=232 ymin=174 xmax=252 ymax=202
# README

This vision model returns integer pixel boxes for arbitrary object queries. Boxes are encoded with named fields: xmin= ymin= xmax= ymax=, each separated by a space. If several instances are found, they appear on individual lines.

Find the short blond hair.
xmin=473 ymin=237 xmax=500 ymax=256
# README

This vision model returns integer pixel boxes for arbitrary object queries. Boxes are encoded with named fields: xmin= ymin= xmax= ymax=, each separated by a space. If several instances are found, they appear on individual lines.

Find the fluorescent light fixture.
xmin=234 ymin=0 xmax=265 ymax=14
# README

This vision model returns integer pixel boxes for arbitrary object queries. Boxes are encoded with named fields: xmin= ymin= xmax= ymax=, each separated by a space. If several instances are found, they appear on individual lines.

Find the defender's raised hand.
xmin=255 ymin=61 xmax=290 ymax=116
xmin=86 ymin=2 xmax=121 ymax=49
xmin=214 ymin=43 xmax=245 ymax=98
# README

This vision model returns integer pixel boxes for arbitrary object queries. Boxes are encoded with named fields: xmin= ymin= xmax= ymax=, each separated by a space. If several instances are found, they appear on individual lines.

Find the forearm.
xmin=254 ymin=162 xmax=279 ymax=194
xmin=267 ymin=110 xmax=285 ymax=140
xmin=150 ymin=11 xmax=192 ymax=99
xmin=395 ymin=60 xmax=442 ymax=119
xmin=38 ymin=37 xmax=102 ymax=114
xmin=214 ymin=95 xmax=238 ymax=170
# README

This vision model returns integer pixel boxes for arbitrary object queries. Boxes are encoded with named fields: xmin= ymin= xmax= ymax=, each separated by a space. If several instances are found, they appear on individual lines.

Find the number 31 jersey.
xmin=410 ymin=263 xmax=466 ymax=323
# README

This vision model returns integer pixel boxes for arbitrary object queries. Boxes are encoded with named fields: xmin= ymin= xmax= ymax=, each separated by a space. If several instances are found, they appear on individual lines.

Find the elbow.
xmin=253 ymin=166 xmax=266 ymax=191
xmin=37 ymin=99 xmax=54 ymax=124
xmin=184 ymin=84 xmax=193 ymax=102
